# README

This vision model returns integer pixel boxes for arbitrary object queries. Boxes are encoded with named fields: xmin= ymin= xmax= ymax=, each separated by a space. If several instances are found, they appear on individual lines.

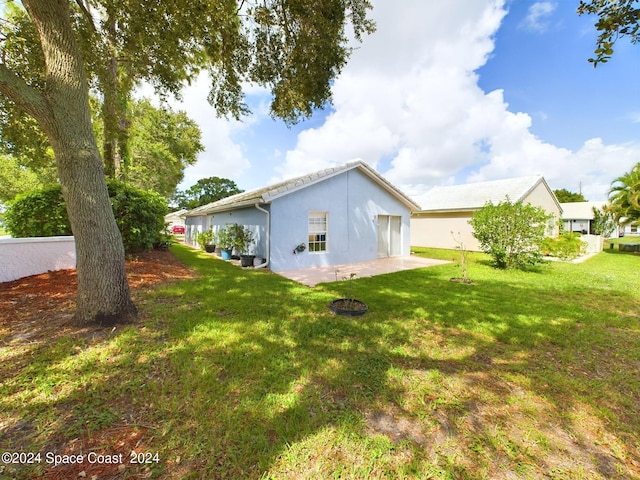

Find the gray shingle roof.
xmin=414 ymin=175 xmax=553 ymax=212
xmin=186 ymin=160 xmax=420 ymax=216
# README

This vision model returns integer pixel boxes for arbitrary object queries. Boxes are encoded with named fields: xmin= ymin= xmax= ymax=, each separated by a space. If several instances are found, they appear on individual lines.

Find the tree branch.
xmin=0 ymin=63 xmax=51 ymax=127
xmin=74 ymin=0 xmax=98 ymax=34
xmin=236 ymin=0 xmax=246 ymax=16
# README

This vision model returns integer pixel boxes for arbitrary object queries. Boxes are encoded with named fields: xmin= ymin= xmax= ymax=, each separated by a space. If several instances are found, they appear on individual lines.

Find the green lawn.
xmin=1 ymin=244 xmax=639 ymax=479
xmin=606 ymin=235 xmax=640 ymax=246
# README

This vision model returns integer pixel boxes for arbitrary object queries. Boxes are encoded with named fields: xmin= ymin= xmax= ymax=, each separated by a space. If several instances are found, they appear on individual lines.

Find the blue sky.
xmin=152 ymin=0 xmax=640 ymax=203
xmin=477 ymin=1 xmax=639 ymax=150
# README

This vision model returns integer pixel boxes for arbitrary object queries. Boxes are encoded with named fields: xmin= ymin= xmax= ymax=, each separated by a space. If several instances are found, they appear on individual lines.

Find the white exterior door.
xmin=377 ymin=215 xmax=402 ymax=257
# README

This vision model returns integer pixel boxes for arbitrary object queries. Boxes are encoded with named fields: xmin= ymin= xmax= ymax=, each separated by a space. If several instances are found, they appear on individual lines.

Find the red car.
xmin=172 ymin=225 xmax=185 ymax=234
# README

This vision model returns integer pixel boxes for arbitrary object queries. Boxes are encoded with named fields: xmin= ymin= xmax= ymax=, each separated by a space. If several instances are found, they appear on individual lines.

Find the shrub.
xmin=4 ymin=180 xmax=168 ymax=253
xmin=469 ymin=198 xmax=551 ymax=269
xmin=541 ymin=232 xmax=587 ymax=260
xmin=4 ymin=185 xmax=71 ymax=237
xmin=592 ymin=206 xmax=617 ymax=237
xmin=107 ymin=180 xmax=168 ymax=252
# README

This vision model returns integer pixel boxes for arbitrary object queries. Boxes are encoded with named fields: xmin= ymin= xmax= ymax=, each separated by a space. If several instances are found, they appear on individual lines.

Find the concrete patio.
xmin=277 ymin=255 xmax=451 ymax=287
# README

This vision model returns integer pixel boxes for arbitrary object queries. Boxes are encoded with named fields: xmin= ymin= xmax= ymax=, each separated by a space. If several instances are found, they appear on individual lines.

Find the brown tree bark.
xmin=0 ymin=0 xmax=136 ymax=326
xmin=100 ymin=14 xmax=123 ymax=179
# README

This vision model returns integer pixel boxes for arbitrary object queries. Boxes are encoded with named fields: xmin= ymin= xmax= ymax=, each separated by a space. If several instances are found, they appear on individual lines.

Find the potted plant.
xmin=214 ymin=226 xmax=235 ymax=260
xmin=229 ymin=224 xmax=255 ymax=267
xmin=196 ymin=230 xmax=215 ymax=253
xmin=329 ymin=272 xmax=368 ymax=316
xmin=214 ymin=224 xmax=255 ymax=264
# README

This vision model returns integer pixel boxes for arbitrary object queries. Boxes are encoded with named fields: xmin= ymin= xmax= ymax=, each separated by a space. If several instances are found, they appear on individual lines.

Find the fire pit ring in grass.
xmin=329 ymin=298 xmax=368 ymax=316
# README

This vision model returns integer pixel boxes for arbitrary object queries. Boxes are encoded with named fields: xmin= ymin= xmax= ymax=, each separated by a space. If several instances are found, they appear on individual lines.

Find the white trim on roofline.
xmin=185 ymin=160 xmax=420 ymax=216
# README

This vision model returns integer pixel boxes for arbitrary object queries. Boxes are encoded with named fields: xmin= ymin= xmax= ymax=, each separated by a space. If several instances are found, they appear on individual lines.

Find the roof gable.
xmin=414 ymin=176 xmax=558 ymax=212
xmin=187 ymin=160 xmax=420 ymax=216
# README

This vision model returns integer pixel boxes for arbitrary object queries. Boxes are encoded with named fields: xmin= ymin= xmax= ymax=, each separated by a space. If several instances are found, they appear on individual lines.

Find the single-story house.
xmin=184 ymin=160 xmax=421 ymax=272
xmin=560 ymin=201 xmax=608 ymax=235
xmin=621 ymin=223 xmax=640 ymax=236
xmin=164 ymin=209 xmax=188 ymax=230
xmin=411 ymin=175 xmax=562 ymax=251
xmin=561 ymin=201 xmax=640 ymax=237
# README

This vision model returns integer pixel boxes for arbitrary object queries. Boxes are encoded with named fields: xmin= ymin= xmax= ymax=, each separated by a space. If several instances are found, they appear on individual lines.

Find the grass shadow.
xmin=2 ymin=244 xmax=639 ymax=478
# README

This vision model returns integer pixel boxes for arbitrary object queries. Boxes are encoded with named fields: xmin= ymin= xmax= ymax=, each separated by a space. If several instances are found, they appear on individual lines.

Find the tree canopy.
xmin=0 ymin=96 xmax=203 ymax=201
xmin=0 ymin=153 xmax=52 ymax=202
xmin=608 ymin=163 xmax=640 ymax=225
xmin=172 ymin=177 xmax=244 ymax=210
xmin=578 ymin=0 xmax=640 ymax=65
xmin=554 ymin=188 xmax=587 ymax=203
xmin=0 ymin=0 xmax=374 ymax=325
xmin=0 ymin=0 xmax=375 ymax=176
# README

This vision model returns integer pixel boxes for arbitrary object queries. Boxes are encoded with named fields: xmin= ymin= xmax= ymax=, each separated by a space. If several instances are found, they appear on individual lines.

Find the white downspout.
xmin=254 ymin=203 xmax=270 ymax=268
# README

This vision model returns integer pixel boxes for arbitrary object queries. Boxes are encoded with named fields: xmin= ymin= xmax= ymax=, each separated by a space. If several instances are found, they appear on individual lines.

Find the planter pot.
xmin=329 ymin=298 xmax=368 ymax=316
xmin=205 ymin=244 xmax=216 ymax=253
xmin=240 ymin=255 xmax=255 ymax=267
xmin=221 ymin=248 xmax=233 ymax=260
xmin=253 ymin=257 xmax=264 ymax=267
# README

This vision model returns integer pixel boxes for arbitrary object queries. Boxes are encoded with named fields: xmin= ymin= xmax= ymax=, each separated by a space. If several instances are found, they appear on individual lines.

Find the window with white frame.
xmin=308 ymin=212 xmax=328 ymax=252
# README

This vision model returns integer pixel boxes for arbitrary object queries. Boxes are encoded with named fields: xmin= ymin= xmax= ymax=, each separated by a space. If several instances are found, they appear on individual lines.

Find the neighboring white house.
xmin=561 ymin=201 xmax=640 ymax=237
xmin=411 ymin=175 xmax=562 ymax=251
xmin=184 ymin=160 xmax=420 ymax=272
xmin=560 ymin=201 xmax=608 ymax=235
xmin=164 ymin=209 xmax=187 ymax=230
xmin=621 ymin=223 xmax=640 ymax=236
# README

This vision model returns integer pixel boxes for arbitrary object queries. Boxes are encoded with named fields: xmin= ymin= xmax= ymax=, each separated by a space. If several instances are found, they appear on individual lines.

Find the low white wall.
xmin=0 ymin=236 xmax=76 ymax=283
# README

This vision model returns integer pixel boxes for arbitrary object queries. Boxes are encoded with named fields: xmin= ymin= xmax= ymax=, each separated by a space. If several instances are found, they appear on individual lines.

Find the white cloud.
xmin=520 ymin=2 xmax=558 ymax=33
xmin=132 ymin=0 xmax=638 ymax=201
xmin=278 ymin=0 xmax=508 ymax=181
xmin=135 ymin=73 xmax=254 ymax=189
xmin=275 ymin=0 xmax=639 ymax=202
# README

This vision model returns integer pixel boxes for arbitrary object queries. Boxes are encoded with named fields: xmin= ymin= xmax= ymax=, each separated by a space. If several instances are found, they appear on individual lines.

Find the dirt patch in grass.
xmin=42 ymin=425 xmax=153 ymax=480
xmin=0 ymin=248 xmax=196 ymax=346
xmin=365 ymin=405 xmax=428 ymax=446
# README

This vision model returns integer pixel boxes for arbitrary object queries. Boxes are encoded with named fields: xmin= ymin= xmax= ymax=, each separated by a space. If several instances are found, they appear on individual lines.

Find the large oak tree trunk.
xmin=15 ymin=0 xmax=136 ymax=326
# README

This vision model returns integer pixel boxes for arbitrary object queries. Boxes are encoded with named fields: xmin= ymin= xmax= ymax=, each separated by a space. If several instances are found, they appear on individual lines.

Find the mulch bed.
xmin=0 ymin=248 xmax=196 ymax=345
xmin=0 ymin=247 xmax=197 ymax=479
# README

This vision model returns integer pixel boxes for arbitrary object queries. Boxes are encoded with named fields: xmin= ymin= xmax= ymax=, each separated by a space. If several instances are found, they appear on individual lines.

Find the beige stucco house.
xmin=411 ymin=176 xmax=562 ymax=251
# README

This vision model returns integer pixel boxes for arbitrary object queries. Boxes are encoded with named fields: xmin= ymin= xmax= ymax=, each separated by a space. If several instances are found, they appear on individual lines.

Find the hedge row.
xmin=4 ymin=180 xmax=168 ymax=253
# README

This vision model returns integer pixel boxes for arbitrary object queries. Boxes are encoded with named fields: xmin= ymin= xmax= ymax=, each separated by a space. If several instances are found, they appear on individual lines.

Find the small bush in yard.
xmin=469 ymin=198 xmax=551 ymax=269
xmin=4 ymin=185 xmax=72 ymax=237
xmin=541 ymin=232 xmax=587 ymax=260
xmin=107 ymin=181 xmax=168 ymax=252
xmin=5 ymin=180 xmax=167 ymax=253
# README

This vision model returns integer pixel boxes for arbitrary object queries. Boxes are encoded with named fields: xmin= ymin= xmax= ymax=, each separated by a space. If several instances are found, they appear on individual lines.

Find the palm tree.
xmin=608 ymin=163 xmax=640 ymax=227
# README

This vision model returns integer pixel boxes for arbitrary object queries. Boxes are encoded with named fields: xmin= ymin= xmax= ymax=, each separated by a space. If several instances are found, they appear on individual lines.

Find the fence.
xmin=0 ymin=236 xmax=76 ymax=283
xmin=580 ymin=234 xmax=604 ymax=254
